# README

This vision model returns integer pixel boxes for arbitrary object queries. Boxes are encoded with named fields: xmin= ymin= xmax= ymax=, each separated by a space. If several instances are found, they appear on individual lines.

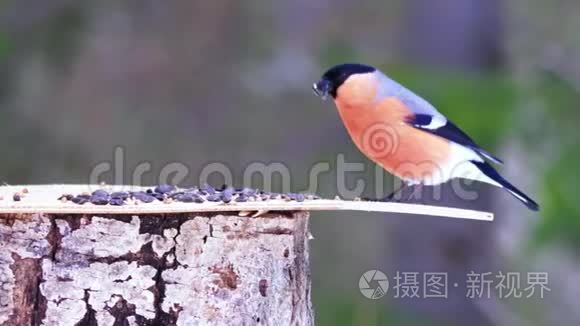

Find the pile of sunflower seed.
xmin=59 ymin=184 xmax=320 ymax=206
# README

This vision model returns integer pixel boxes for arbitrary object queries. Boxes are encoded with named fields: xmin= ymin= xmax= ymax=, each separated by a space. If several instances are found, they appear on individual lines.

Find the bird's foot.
xmin=361 ymin=194 xmax=402 ymax=202
xmin=380 ymin=194 xmax=404 ymax=202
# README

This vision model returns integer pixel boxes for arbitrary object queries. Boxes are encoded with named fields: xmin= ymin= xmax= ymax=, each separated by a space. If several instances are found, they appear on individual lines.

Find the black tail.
xmin=471 ymin=161 xmax=540 ymax=211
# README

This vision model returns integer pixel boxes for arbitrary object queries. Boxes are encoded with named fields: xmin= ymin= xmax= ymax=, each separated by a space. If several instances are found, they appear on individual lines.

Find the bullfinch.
xmin=312 ymin=63 xmax=539 ymax=211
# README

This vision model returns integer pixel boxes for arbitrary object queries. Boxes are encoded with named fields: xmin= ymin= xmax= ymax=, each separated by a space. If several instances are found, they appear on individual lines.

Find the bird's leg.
xmin=405 ymin=184 xmax=424 ymax=201
xmin=379 ymin=182 xmax=408 ymax=202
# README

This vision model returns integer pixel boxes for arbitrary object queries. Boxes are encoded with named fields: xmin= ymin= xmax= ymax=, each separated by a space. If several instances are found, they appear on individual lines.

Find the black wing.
xmin=406 ymin=114 xmax=503 ymax=164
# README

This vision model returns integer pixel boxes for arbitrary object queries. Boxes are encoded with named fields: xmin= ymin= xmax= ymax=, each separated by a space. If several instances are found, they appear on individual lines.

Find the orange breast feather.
xmin=335 ymin=85 xmax=451 ymax=182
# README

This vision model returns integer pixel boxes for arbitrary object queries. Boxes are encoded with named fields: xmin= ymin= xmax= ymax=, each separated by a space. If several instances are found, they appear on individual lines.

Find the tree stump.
xmin=0 ymin=211 xmax=312 ymax=325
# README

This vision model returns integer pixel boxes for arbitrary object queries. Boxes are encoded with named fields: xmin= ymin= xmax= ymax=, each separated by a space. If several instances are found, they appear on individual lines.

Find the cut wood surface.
xmin=0 ymin=185 xmax=494 ymax=221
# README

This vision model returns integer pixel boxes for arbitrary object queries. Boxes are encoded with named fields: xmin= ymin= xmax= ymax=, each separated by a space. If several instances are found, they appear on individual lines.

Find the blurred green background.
xmin=1 ymin=1 xmax=579 ymax=325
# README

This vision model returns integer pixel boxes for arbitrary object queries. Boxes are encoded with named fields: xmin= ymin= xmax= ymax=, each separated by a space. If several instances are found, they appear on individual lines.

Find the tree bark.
xmin=0 ymin=211 xmax=313 ymax=326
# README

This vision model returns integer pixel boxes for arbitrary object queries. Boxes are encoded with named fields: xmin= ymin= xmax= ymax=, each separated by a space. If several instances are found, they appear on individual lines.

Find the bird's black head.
xmin=312 ymin=63 xmax=376 ymax=99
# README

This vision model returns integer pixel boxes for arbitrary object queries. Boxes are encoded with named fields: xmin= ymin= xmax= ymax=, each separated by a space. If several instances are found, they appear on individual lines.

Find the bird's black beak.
xmin=312 ymin=79 xmax=330 ymax=100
